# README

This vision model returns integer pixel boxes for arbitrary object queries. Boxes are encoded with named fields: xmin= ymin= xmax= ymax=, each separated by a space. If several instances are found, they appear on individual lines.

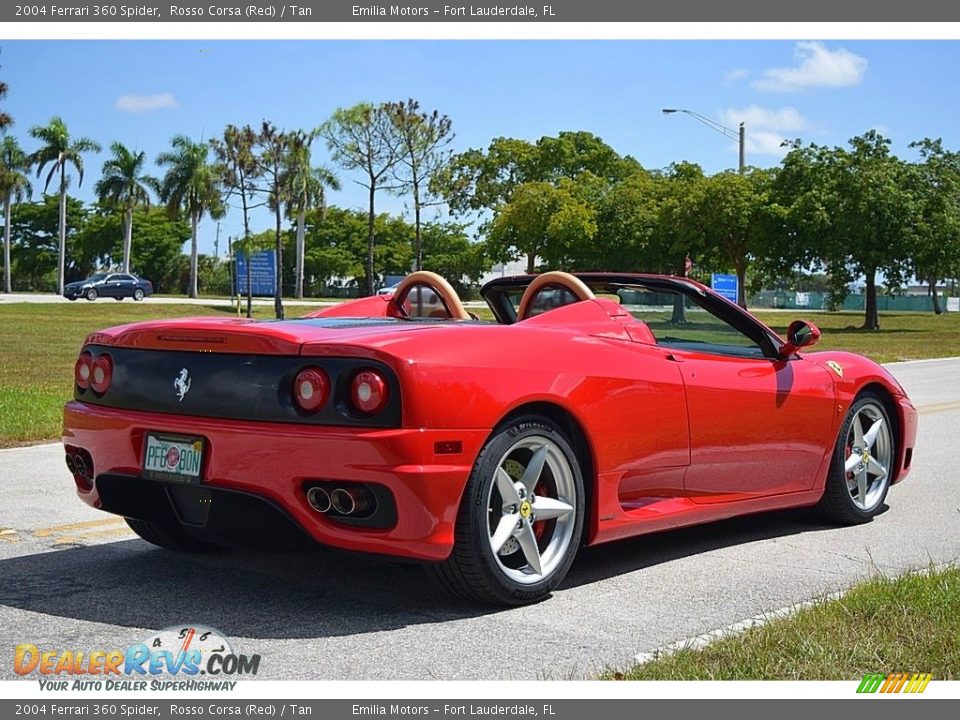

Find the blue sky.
xmin=2 ymin=40 xmax=959 ymax=256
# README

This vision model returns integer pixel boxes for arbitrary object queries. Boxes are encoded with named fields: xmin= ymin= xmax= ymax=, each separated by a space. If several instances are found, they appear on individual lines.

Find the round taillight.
xmin=351 ymin=370 xmax=389 ymax=415
xmin=75 ymin=352 xmax=93 ymax=390
xmin=90 ymin=354 xmax=113 ymax=395
xmin=293 ymin=367 xmax=330 ymax=413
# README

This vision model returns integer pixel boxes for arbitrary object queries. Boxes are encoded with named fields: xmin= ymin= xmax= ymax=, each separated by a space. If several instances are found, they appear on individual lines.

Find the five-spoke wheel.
xmin=427 ymin=416 xmax=584 ymax=605
xmin=818 ymin=391 xmax=895 ymax=524
xmin=487 ymin=436 xmax=578 ymax=585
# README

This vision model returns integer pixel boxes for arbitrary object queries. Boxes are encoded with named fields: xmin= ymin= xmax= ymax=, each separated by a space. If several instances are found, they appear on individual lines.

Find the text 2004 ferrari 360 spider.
xmin=63 ymin=271 xmax=917 ymax=605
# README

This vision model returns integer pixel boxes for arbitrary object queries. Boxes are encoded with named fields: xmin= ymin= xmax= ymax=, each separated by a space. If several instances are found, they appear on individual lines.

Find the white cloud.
xmin=723 ymin=68 xmax=750 ymax=84
xmin=753 ymin=42 xmax=868 ymax=92
xmin=719 ymin=105 xmax=810 ymax=157
xmin=115 ymin=92 xmax=179 ymax=113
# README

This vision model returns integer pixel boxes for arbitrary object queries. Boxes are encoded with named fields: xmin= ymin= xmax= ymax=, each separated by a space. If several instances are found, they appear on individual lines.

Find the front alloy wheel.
xmin=427 ymin=416 xmax=584 ymax=605
xmin=818 ymin=391 xmax=895 ymax=524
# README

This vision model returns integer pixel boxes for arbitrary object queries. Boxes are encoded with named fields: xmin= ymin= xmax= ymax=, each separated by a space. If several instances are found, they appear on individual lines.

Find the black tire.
xmin=85 ymin=288 xmax=97 ymax=301
xmin=133 ymin=288 xmax=144 ymax=301
xmin=115 ymin=296 xmax=123 ymax=301
xmin=125 ymin=518 xmax=220 ymax=552
xmin=817 ymin=390 xmax=895 ymax=525
xmin=426 ymin=415 xmax=585 ymax=606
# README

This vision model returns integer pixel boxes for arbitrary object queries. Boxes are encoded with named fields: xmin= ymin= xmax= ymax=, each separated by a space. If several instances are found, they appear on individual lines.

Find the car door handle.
xmin=665 ymin=353 xmax=684 ymax=363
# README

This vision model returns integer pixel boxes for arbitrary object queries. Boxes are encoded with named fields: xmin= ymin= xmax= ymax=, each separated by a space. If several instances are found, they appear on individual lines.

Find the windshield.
xmin=87 ymin=274 xmax=108 ymax=282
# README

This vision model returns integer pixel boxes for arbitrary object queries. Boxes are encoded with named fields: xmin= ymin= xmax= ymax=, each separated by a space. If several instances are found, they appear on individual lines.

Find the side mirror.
xmin=778 ymin=320 xmax=821 ymax=358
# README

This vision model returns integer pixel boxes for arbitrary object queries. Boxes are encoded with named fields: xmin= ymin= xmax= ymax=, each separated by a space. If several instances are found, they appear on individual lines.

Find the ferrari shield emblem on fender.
xmin=826 ymin=360 xmax=844 ymax=378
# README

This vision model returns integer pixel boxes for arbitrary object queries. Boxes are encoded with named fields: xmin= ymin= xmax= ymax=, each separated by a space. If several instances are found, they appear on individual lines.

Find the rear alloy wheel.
xmin=86 ymin=288 xmax=97 ymax=301
xmin=126 ymin=518 xmax=220 ymax=553
xmin=427 ymin=416 xmax=584 ymax=605
xmin=817 ymin=391 xmax=895 ymax=524
xmin=133 ymin=288 xmax=144 ymax=301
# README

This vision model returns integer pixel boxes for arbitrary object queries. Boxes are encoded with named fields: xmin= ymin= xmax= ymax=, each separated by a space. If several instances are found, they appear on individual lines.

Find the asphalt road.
xmin=1 ymin=358 xmax=958 ymax=681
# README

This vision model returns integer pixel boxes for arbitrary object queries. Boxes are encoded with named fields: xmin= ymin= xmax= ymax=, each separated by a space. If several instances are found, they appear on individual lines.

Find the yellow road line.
xmin=51 ymin=527 xmax=134 ymax=545
xmin=918 ymin=400 xmax=960 ymax=416
xmin=0 ymin=527 xmax=20 ymax=543
xmin=33 ymin=517 xmax=125 ymax=537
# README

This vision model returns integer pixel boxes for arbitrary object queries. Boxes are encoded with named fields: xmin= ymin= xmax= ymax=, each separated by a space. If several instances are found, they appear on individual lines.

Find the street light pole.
xmin=738 ymin=122 xmax=745 ymax=174
xmin=662 ymin=108 xmax=746 ymax=174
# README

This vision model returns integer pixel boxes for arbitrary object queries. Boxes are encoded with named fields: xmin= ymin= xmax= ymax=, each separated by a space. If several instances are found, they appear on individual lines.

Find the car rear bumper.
xmin=63 ymin=401 xmax=488 ymax=561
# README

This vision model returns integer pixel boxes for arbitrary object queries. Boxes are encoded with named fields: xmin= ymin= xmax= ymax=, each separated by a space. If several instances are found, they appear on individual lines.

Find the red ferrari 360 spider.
xmin=63 ymin=271 xmax=917 ymax=605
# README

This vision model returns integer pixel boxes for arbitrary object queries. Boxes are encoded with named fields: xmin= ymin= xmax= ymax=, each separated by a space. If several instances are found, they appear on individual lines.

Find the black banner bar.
xmin=0 ymin=700 xmax=958 ymax=719
xmin=4 ymin=0 xmax=960 ymax=22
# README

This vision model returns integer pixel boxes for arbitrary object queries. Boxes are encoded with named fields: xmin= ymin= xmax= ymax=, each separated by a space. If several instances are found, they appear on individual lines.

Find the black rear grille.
xmin=74 ymin=345 xmax=401 ymax=428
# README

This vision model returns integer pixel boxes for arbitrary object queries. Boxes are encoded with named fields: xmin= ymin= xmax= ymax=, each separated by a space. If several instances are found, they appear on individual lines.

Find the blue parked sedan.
xmin=63 ymin=273 xmax=154 ymax=302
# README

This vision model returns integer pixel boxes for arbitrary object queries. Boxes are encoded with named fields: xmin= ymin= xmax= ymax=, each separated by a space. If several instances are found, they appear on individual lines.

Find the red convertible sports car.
xmin=63 ymin=271 xmax=917 ymax=605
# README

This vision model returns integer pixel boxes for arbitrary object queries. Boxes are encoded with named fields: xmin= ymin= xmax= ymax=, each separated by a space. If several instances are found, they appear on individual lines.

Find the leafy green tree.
xmin=94 ymin=142 xmax=157 ymax=273
xmin=7 ymin=195 xmax=87 ymax=290
xmin=908 ymin=138 xmax=960 ymax=314
xmin=28 ymin=116 xmax=101 ymax=294
xmin=591 ymin=168 xmax=665 ymax=272
xmin=774 ymin=133 xmax=917 ymax=329
xmin=534 ymin=131 xmax=641 ymax=183
xmin=321 ymin=103 xmax=402 ymax=296
xmin=301 ymin=206 xmax=413 ymax=292
xmin=435 ymin=137 xmax=539 ymax=219
xmin=487 ymin=178 xmax=598 ymax=273
xmin=283 ymin=129 xmax=340 ymax=299
xmin=386 ymin=99 xmax=454 ymax=271
xmin=0 ymin=136 xmax=32 ymax=293
xmin=680 ymin=168 xmax=776 ymax=308
xmin=71 ymin=205 xmax=189 ymax=292
xmin=440 ymin=132 xmax=636 ymax=272
xmin=420 ymin=221 xmax=487 ymax=295
xmin=211 ymin=124 xmax=262 ymax=316
xmin=650 ymin=163 xmax=711 ymax=323
xmin=157 ymin=135 xmax=225 ymax=298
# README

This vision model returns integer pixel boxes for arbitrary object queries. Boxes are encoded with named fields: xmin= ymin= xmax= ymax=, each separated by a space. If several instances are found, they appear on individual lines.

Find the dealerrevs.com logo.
xmin=14 ymin=625 xmax=260 ymax=691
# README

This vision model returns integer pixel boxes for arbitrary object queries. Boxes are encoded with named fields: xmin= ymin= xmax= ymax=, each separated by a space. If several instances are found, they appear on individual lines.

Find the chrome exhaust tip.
xmin=306 ymin=486 xmax=331 ymax=513
xmin=330 ymin=488 xmax=356 ymax=515
xmin=331 ymin=486 xmax=375 ymax=516
xmin=74 ymin=454 xmax=88 ymax=479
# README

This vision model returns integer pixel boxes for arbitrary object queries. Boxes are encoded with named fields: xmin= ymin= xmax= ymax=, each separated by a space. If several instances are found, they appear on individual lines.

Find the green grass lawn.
xmin=0 ymin=302 xmax=277 ymax=447
xmin=607 ymin=565 xmax=960 ymax=680
xmin=753 ymin=310 xmax=960 ymax=364
xmin=1 ymin=303 xmax=959 ymax=447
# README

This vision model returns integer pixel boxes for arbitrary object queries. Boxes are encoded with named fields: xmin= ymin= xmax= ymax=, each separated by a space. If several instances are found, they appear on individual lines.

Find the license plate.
xmin=142 ymin=433 xmax=205 ymax=483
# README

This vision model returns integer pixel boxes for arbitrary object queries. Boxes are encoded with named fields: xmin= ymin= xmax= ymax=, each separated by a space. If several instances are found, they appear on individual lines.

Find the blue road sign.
xmin=236 ymin=251 xmax=277 ymax=296
xmin=711 ymin=273 xmax=739 ymax=303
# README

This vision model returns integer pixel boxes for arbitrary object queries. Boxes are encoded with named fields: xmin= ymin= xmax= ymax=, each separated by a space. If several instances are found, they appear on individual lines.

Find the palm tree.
xmin=95 ymin=142 xmax=158 ymax=273
xmin=156 ymin=135 xmax=224 ymax=298
xmin=283 ymin=131 xmax=340 ymax=298
xmin=28 ymin=117 xmax=101 ymax=294
xmin=0 ymin=136 xmax=32 ymax=293
xmin=0 ymin=81 xmax=12 ymax=132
